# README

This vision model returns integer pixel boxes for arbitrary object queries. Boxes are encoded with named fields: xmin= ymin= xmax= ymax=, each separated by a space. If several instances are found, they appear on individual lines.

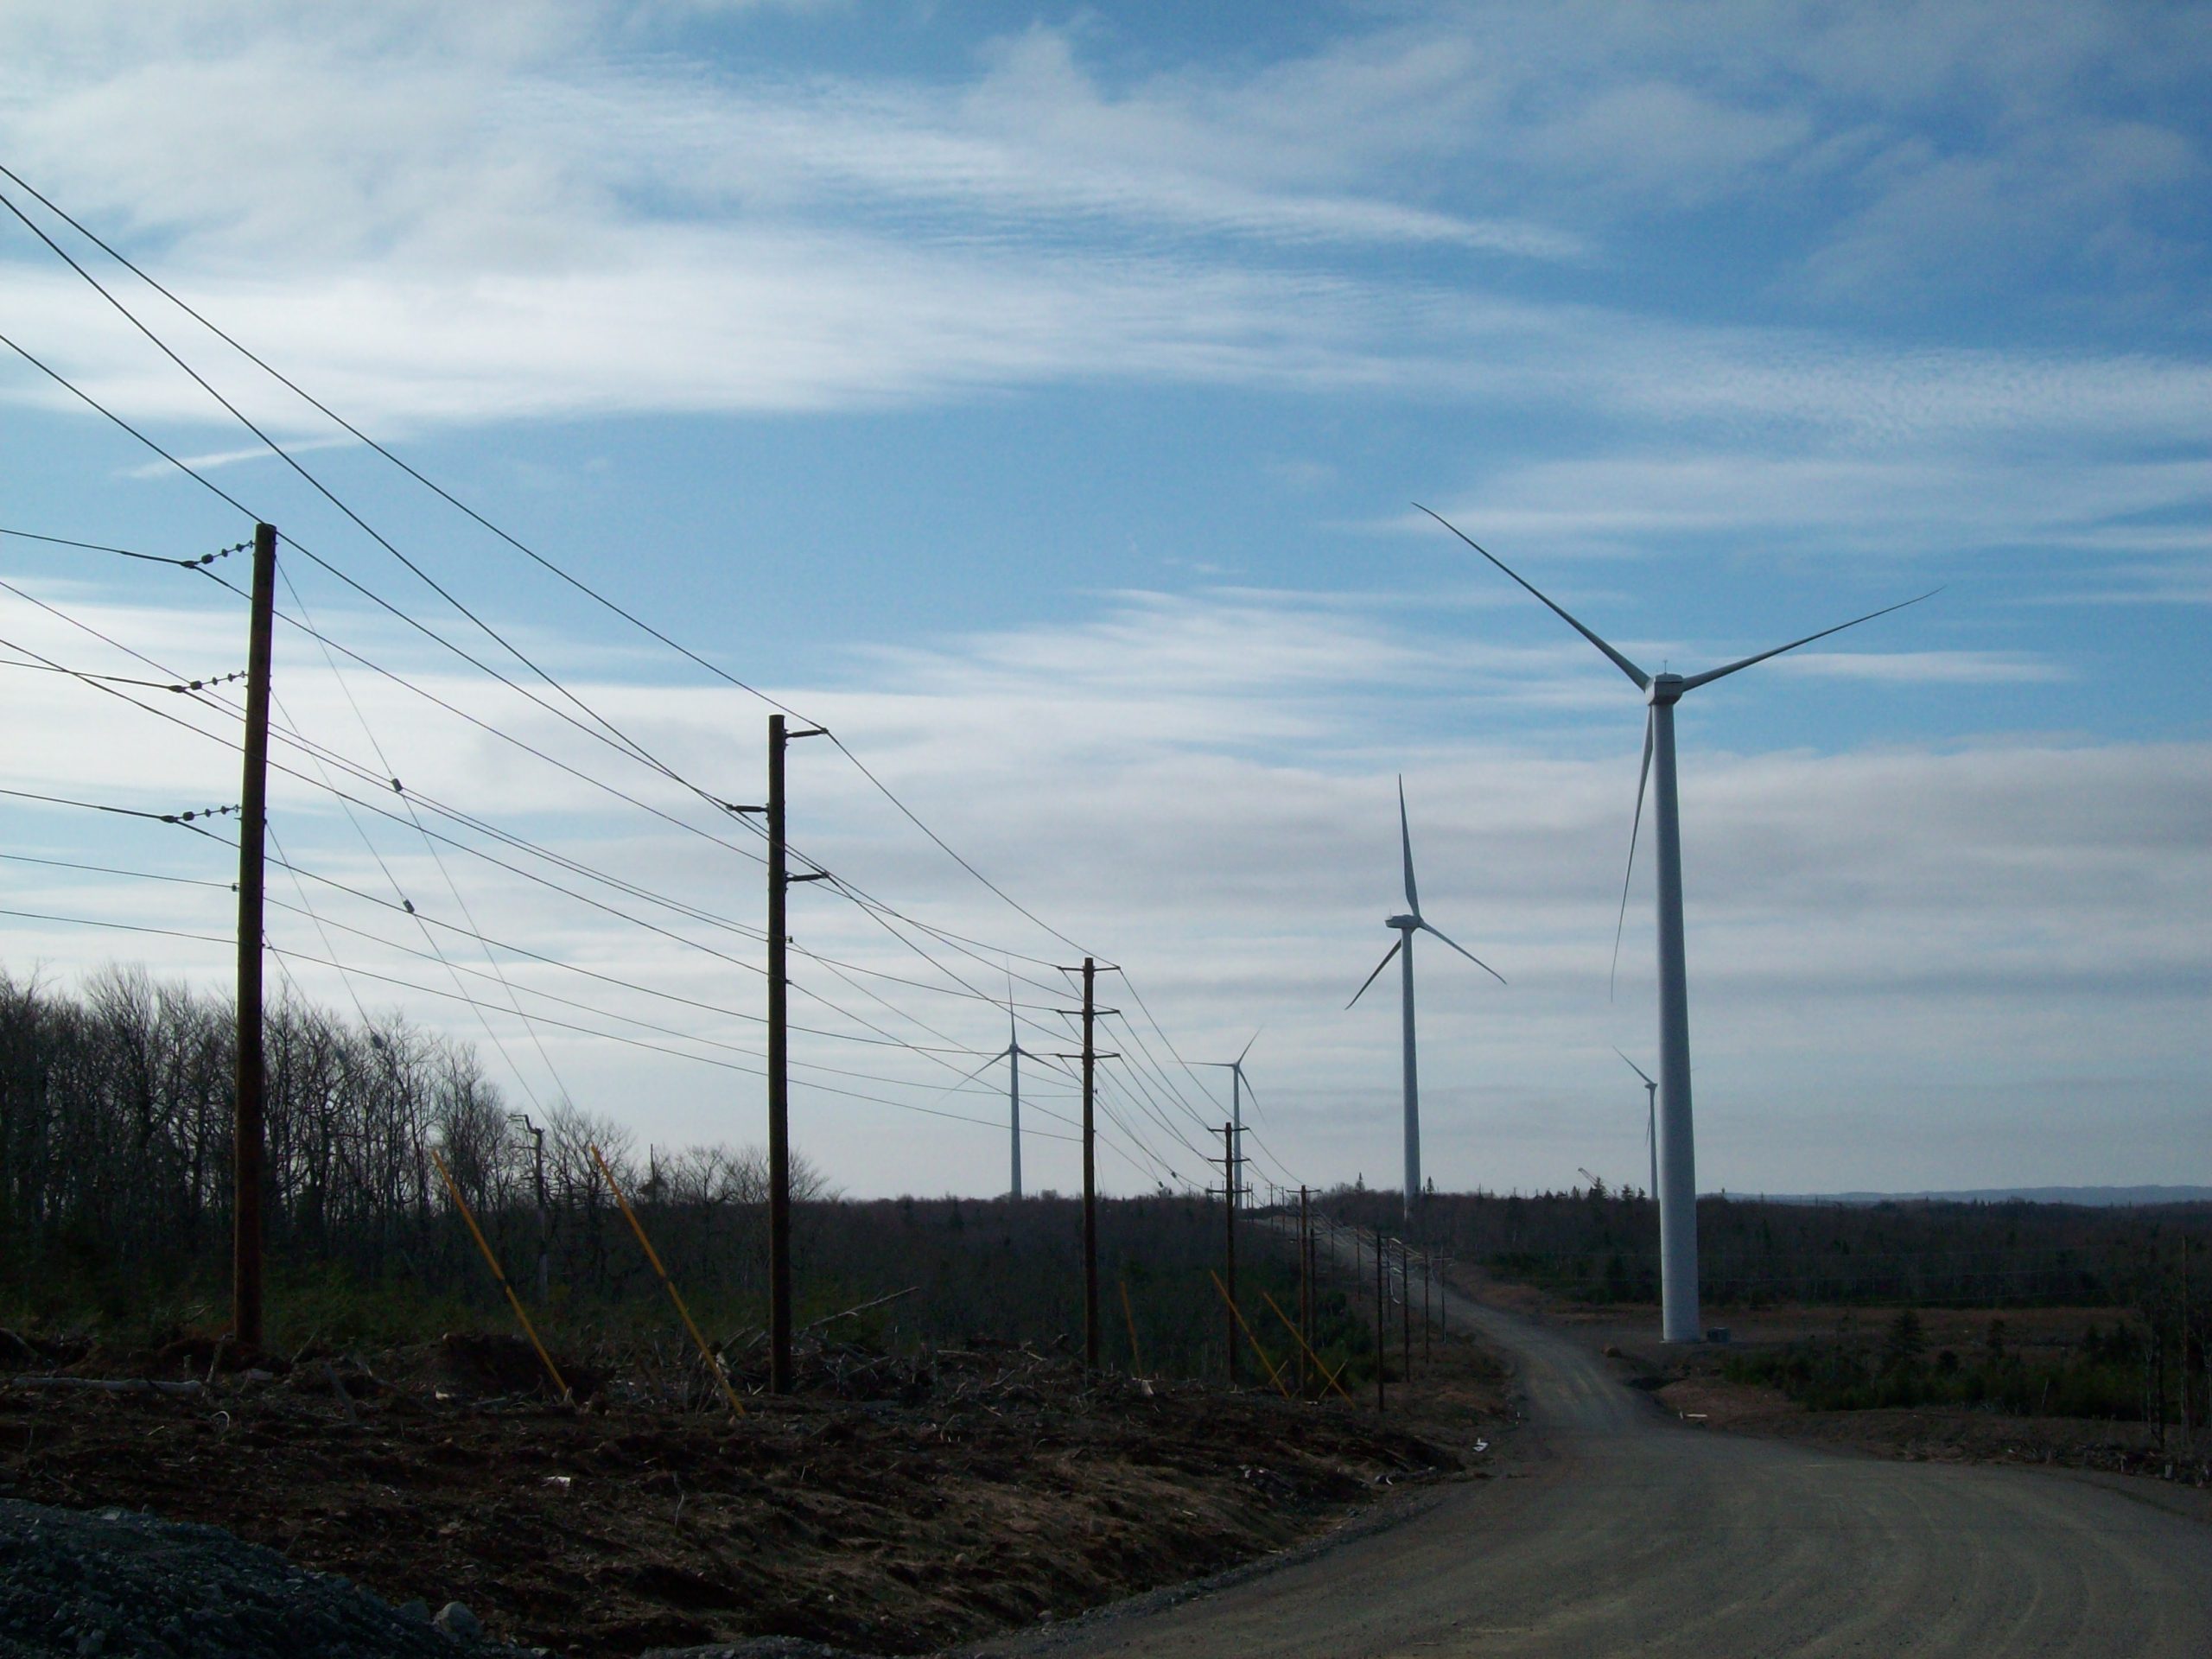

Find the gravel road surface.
xmin=982 ymin=1239 xmax=2212 ymax=1657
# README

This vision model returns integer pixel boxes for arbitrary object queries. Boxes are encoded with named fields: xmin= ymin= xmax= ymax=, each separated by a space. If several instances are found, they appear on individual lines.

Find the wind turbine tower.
xmin=1350 ymin=779 xmax=1505 ymax=1218
xmin=1422 ymin=505 xmax=1933 ymax=1341
xmin=961 ymin=1007 xmax=1044 ymax=1199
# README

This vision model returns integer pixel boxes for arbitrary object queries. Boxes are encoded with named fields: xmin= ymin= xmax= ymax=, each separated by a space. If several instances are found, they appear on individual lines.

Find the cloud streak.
xmin=1 ymin=577 xmax=2202 ymax=1197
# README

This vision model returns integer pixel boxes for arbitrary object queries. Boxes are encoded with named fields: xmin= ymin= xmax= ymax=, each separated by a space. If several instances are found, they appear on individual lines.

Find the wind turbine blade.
xmin=1347 ymin=938 xmax=1403 ymax=1009
xmin=1677 ymin=588 xmax=1942 ymax=692
xmin=1398 ymin=777 xmax=1421 ymax=915
xmin=1415 ymin=919 xmax=1506 ymax=985
xmin=1611 ymin=709 xmax=1654 ymax=999
xmin=1236 ymin=1028 xmax=1261 ymax=1066
xmin=1415 ymin=505 xmax=1649 ymax=690
xmin=928 ymin=1047 xmax=1007 ymax=1101
xmin=1612 ymin=1046 xmax=1656 ymax=1089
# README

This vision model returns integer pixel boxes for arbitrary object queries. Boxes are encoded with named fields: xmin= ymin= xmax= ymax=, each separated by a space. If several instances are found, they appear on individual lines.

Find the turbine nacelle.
xmin=1386 ymin=912 xmax=1419 ymax=931
xmin=1645 ymin=672 xmax=1686 ymax=708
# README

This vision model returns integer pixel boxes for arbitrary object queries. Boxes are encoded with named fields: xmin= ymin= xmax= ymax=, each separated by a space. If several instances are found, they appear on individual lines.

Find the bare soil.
xmin=0 ymin=1335 xmax=1508 ymax=1658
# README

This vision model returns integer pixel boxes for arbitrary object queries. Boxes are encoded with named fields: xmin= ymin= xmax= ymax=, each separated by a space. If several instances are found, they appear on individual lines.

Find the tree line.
xmin=0 ymin=963 xmax=1360 ymax=1388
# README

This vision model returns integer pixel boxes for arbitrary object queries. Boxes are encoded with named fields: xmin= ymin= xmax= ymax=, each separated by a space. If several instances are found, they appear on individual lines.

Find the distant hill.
xmin=1755 ymin=1185 xmax=2212 ymax=1208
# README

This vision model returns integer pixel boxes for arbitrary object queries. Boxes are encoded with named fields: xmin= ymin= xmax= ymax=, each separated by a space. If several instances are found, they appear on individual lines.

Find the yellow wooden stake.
xmin=1119 ymin=1277 xmax=1145 ymax=1377
xmin=1210 ymin=1270 xmax=1291 ymax=1397
xmin=430 ymin=1147 xmax=571 ymax=1403
xmin=590 ymin=1143 xmax=747 ymax=1415
xmin=1259 ymin=1287 xmax=1358 ymax=1406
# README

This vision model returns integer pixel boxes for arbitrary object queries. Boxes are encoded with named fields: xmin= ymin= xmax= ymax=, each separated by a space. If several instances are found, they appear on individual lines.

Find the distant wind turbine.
xmin=944 ymin=1004 xmax=1047 ymax=1198
xmin=1421 ymin=504 xmax=1935 ymax=1341
xmin=1194 ymin=1039 xmax=1265 ymax=1194
xmin=1614 ymin=1047 xmax=1658 ymax=1204
xmin=1349 ymin=779 xmax=1505 ymax=1217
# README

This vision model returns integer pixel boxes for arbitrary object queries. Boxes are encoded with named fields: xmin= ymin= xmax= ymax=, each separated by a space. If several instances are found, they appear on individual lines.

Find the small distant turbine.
xmin=1194 ymin=1035 xmax=1265 ymax=1141
xmin=1422 ymin=504 xmax=1935 ymax=1340
xmin=1349 ymin=779 xmax=1505 ymax=1217
xmin=1196 ymin=1031 xmax=1261 ymax=1141
xmin=1614 ymin=1047 xmax=1658 ymax=1203
xmin=946 ymin=1004 xmax=1047 ymax=1198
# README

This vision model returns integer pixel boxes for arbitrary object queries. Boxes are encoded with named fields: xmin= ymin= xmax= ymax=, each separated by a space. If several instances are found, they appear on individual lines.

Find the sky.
xmin=1 ymin=0 xmax=2207 ymax=1203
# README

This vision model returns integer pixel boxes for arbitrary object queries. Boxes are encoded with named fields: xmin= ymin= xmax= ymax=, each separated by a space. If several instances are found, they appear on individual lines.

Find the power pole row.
xmin=222 ymin=552 xmax=1238 ymax=1404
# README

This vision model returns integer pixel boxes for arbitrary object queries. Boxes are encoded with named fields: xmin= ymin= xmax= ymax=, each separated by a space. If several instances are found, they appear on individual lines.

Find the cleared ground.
xmin=986 ymin=1236 xmax=2212 ymax=1658
xmin=0 ymin=1335 xmax=1503 ymax=1656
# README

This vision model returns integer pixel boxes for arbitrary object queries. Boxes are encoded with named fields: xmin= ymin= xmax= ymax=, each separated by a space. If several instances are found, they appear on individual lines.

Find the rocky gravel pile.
xmin=0 ymin=1499 xmax=521 ymax=1659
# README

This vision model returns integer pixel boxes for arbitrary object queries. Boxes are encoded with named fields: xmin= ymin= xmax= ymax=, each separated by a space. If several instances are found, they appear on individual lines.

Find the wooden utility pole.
xmin=1083 ymin=957 xmax=1099 ymax=1370
xmin=232 ymin=521 xmax=276 ymax=1351
xmin=1401 ymin=1238 xmax=1412 ymax=1377
xmin=1374 ymin=1230 xmax=1387 ymax=1412
xmin=510 ymin=1111 xmax=549 ymax=1303
xmin=760 ymin=713 xmax=825 ymax=1394
xmin=1051 ymin=963 xmax=1116 ymax=1371
xmin=1072 ymin=959 xmax=1120 ymax=1371
xmin=1211 ymin=1121 xmax=1243 ymax=1384
xmin=1298 ymin=1185 xmax=1311 ymax=1393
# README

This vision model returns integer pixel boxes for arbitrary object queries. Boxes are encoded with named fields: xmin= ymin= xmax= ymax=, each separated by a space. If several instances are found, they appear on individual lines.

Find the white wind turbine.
xmin=1349 ymin=779 xmax=1506 ymax=1217
xmin=944 ymin=1003 xmax=1048 ymax=1199
xmin=1421 ymin=505 xmax=1934 ymax=1341
xmin=1614 ymin=1047 xmax=1658 ymax=1205
xmin=1197 ymin=1033 xmax=1260 ymax=1204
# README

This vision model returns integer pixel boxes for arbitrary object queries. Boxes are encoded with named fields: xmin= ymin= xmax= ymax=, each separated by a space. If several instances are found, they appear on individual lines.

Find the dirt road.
xmin=986 ymin=1241 xmax=2212 ymax=1657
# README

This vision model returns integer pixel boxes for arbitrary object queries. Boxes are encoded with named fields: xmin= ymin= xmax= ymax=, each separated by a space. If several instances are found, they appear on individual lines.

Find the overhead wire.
xmin=264 ymin=941 xmax=1082 ymax=1140
xmin=2 ymin=166 xmax=1096 ymax=967
xmin=0 ymin=851 xmax=232 ymax=890
xmin=0 ymin=522 xmax=243 ymax=567
xmin=5 ymin=178 xmax=1289 ymax=1197
xmin=10 ymin=548 xmax=1248 ymax=1193
xmin=274 ymin=558 xmax=573 ymax=1104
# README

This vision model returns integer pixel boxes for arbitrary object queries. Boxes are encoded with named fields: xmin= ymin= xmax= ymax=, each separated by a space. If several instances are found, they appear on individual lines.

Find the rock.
xmin=435 ymin=1600 xmax=484 ymax=1641
xmin=0 ymin=1497 xmax=523 ymax=1657
xmin=399 ymin=1599 xmax=433 ymax=1622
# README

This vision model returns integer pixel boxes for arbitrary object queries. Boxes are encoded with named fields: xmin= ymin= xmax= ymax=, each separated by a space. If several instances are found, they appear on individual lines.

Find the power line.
xmin=5 ymin=178 xmax=1262 ymax=1195
xmin=264 ymin=941 xmax=1082 ymax=1141
xmin=0 ymin=904 xmax=226 ymax=946
xmin=0 ymin=784 xmax=234 ymax=831
xmin=0 ymin=523 xmax=244 ymax=568
xmin=3 ymin=168 xmax=1093 ymax=967
xmin=0 ymin=851 xmax=232 ymax=890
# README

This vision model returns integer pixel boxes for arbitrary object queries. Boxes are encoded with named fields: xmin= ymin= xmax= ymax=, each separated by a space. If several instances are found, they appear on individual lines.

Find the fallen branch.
xmin=799 ymin=1286 xmax=918 ymax=1337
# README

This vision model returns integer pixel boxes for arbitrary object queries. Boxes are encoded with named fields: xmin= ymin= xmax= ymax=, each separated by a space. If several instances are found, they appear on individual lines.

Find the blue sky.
xmin=2 ymin=2 xmax=2207 ymax=1200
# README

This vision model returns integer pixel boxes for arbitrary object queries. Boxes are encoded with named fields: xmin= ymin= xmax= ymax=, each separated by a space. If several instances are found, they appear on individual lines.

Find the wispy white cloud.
xmin=2 ymin=577 xmax=2203 ymax=1194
